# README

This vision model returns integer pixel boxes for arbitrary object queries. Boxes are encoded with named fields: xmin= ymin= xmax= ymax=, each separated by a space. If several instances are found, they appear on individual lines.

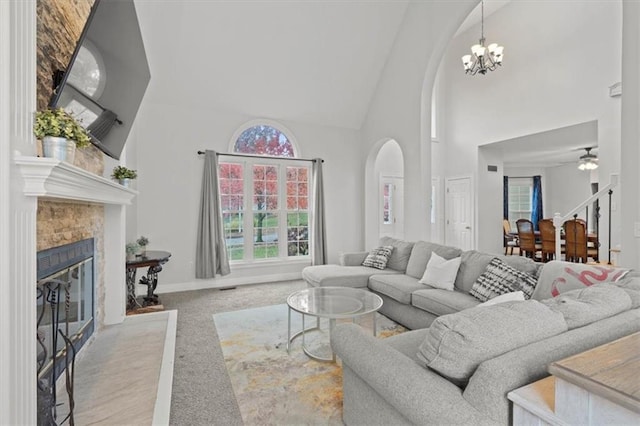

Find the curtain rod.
xmin=197 ymin=150 xmax=323 ymax=163
xmin=507 ymin=175 xmax=535 ymax=179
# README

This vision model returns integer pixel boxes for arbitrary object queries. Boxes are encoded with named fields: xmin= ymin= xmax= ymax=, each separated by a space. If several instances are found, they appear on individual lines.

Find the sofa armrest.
xmin=331 ymin=323 xmax=490 ymax=425
xmin=339 ymin=251 xmax=369 ymax=266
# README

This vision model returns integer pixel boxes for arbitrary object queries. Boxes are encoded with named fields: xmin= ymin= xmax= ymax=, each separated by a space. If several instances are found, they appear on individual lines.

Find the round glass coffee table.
xmin=287 ymin=286 xmax=383 ymax=362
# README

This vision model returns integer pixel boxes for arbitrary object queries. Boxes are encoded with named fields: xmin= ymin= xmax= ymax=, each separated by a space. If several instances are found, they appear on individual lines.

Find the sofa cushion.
xmin=469 ymin=258 xmax=538 ymax=302
xmin=379 ymin=237 xmax=415 ymax=272
xmin=478 ymin=290 xmax=525 ymax=307
xmin=384 ymin=328 xmax=430 ymax=364
xmin=540 ymin=283 xmax=632 ymax=329
xmin=405 ymin=241 xmax=462 ymax=279
xmin=419 ymin=253 xmax=461 ymax=291
xmin=614 ymin=276 xmax=640 ymax=308
xmin=411 ymin=289 xmax=480 ymax=316
xmin=302 ymin=264 xmax=399 ymax=288
xmin=454 ymin=251 xmax=540 ymax=294
xmin=368 ymin=274 xmax=423 ymax=304
xmin=500 ymin=255 xmax=541 ymax=277
xmin=454 ymin=250 xmax=496 ymax=293
xmin=417 ymin=300 xmax=568 ymax=385
xmin=362 ymin=245 xmax=394 ymax=269
xmin=339 ymin=251 xmax=369 ymax=266
xmin=531 ymin=260 xmax=630 ymax=300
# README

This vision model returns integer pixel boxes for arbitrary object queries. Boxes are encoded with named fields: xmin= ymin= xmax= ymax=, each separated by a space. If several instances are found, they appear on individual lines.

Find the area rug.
xmin=213 ymin=304 xmax=406 ymax=425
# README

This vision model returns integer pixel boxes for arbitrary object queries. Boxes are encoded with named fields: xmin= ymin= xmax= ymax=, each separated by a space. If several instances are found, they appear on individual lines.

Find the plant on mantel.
xmin=33 ymin=108 xmax=91 ymax=147
xmin=111 ymin=166 xmax=138 ymax=180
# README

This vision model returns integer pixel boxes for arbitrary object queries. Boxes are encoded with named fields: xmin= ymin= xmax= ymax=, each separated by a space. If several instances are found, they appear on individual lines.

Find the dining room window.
xmin=508 ymin=178 xmax=533 ymax=228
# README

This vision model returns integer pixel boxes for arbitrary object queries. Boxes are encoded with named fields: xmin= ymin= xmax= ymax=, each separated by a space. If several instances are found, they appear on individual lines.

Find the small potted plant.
xmin=136 ymin=236 xmax=149 ymax=255
xmin=125 ymin=242 xmax=139 ymax=260
xmin=111 ymin=166 xmax=138 ymax=187
xmin=33 ymin=108 xmax=91 ymax=163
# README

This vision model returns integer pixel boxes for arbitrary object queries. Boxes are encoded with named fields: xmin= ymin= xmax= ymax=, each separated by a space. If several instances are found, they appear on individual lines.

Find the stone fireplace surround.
xmin=17 ymin=156 xmax=137 ymax=325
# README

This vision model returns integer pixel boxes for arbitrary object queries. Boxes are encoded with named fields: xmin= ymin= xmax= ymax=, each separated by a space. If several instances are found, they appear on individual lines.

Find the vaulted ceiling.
xmin=135 ymin=0 xmax=411 ymax=130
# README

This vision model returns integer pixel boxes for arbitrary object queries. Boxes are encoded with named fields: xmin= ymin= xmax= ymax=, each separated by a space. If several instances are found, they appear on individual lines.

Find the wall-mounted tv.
xmin=50 ymin=0 xmax=150 ymax=160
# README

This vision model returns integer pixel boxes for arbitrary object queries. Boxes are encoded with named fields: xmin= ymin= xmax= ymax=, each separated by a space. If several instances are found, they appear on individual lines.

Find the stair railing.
xmin=552 ymin=174 xmax=619 ymax=264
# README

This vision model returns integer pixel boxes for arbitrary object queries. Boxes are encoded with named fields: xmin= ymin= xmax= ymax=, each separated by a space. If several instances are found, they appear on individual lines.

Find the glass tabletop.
xmin=287 ymin=286 xmax=383 ymax=319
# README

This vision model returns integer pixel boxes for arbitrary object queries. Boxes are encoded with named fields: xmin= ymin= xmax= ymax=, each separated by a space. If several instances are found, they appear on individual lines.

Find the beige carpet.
xmin=213 ymin=304 xmax=406 ymax=425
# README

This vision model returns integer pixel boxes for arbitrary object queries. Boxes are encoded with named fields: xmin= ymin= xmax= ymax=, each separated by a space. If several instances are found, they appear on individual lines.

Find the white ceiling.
xmin=132 ymin=0 xmax=595 ymax=168
xmin=134 ymin=0 xmax=410 ymax=130
xmin=483 ymin=121 xmax=599 ymax=168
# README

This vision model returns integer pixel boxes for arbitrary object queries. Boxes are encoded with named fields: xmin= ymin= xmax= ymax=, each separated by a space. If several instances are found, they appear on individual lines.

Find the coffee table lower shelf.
xmin=286 ymin=311 xmax=378 ymax=362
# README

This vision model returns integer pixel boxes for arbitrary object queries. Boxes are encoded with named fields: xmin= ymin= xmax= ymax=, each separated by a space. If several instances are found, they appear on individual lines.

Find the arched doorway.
xmin=366 ymin=139 xmax=404 ymax=246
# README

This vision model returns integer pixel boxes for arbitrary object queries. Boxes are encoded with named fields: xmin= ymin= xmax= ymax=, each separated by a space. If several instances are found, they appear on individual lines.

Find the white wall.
xmin=545 ymin=164 xmax=592 ymax=220
xmin=133 ymin=100 xmax=361 ymax=289
xmin=620 ymin=0 xmax=640 ymax=268
xmin=361 ymin=0 xmax=477 ymax=248
xmin=439 ymin=1 xmax=622 ymax=255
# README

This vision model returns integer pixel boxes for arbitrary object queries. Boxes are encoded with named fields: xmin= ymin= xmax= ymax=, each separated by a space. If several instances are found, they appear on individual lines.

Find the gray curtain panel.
xmin=312 ymin=159 xmax=327 ymax=265
xmin=196 ymin=150 xmax=231 ymax=278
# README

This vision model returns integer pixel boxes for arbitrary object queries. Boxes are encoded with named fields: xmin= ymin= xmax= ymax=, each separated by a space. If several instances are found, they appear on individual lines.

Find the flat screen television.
xmin=50 ymin=0 xmax=150 ymax=160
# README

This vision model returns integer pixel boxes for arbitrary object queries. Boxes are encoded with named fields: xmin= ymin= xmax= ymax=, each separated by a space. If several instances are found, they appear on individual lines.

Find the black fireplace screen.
xmin=37 ymin=238 xmax=95 ymax=426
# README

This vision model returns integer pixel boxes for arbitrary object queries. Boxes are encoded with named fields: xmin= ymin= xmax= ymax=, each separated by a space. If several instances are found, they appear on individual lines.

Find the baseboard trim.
xmin=156 ymin=272 xmax=304 ymax=294
xmin=152 ymin=309 xmax=177 ymax=426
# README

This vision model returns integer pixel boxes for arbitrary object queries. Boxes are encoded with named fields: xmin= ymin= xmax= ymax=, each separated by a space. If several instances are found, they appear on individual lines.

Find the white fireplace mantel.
xmin=15 ymin=156 xmax=138 ymax=205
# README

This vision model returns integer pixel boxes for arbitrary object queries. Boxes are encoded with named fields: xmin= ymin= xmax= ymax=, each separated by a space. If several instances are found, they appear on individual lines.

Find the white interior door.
xmin=379 ymin=176 xmax=404 ymax=240
xmin=445 ymin=176 xmax=473 ymax=250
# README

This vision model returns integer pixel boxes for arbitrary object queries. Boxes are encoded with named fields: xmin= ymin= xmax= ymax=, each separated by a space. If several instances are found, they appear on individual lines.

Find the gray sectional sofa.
xmin=301 ymin=237 xmax=640 ymax=425
xmin=302 ymin=237 xmax=540 ymax=329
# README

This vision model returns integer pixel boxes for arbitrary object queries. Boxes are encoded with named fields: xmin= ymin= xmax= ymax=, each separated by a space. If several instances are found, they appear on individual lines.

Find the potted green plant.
xmin=111 ymin=166 xmax=138 ymax=187
xmin=136 ymin=236 xmax=149 ymax=254
xmin=125 ymin=242 xmax=139 ymax=260
xmin=33 ymin=108 xmax=91 ymax=163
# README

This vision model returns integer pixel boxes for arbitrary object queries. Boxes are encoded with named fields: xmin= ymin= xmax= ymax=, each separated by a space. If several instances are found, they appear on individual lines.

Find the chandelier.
xmin=461 ymin=0 xmax=504 ymax=75
xmin=578 ymin=147 xmax=598 ymax=171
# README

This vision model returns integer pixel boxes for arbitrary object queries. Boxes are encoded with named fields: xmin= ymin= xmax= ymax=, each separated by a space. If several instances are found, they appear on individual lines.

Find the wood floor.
xmin=55 ymin=310 xmax=176 ymax=425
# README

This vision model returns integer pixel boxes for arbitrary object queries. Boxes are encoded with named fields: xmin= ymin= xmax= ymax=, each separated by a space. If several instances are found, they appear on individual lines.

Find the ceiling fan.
xmin=578 ymin=147 xmax=598 ymax=171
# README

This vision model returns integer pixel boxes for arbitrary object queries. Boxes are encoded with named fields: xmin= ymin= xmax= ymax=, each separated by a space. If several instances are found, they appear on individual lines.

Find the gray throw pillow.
xmin=379 ymin=237 xmax=414 ymax=272
xmin=362 ymin=246 xmax=394 ymax=270
xmin=469 ymin=257 xmax=538 ymax=302
xmin=417 ymin=300 xmax=567 ymax=385
xmin=540 ymin=283 xmax=632 ymax=329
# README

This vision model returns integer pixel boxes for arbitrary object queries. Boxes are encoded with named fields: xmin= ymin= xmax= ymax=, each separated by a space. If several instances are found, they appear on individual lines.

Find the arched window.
xmin=233 ymin=125 xmax=295 ymax=157
xmin=219 ymin=123 xmax=309 ymax=263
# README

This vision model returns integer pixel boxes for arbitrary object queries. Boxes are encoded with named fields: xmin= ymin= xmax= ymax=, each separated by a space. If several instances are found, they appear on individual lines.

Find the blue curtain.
xmin=531 ymin=175 xmax=543 ymax=231
xmin=503 ymin=176 xmax=509 ymax=220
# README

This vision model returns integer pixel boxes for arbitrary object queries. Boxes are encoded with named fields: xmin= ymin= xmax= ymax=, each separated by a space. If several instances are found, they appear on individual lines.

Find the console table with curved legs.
xmin=125 ymin=250 xmax=171 ymax=312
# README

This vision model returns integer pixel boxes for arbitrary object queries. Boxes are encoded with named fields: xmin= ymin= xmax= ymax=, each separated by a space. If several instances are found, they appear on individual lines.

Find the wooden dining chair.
xmin=538 ymin=219 xmax=560 ymax=262
xmin=516 ymin=219 xmax=541 ymax=260
xmin=503 ymin=219 xmax=519 ymax=255
xmin=563 ymin=219 xmax=599 ymax=263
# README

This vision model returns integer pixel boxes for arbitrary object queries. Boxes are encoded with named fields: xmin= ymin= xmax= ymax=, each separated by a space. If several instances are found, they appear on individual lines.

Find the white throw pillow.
xmin=478 ymin=291 xmax=525 ymax=307
xmin=419 ymin=252 xmax=461 ymax=291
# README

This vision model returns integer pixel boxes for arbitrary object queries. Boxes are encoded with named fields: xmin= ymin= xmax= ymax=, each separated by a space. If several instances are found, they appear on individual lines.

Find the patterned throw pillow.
xmin=362 ymin=246 xmax=394 ymax=270
xmin=469 ymin=257 xmax=538 ymax=302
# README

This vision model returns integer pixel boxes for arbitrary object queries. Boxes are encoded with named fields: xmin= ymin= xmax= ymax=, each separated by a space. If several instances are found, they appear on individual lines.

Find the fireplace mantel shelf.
xmin=15 ymin=156 xmax=138 ymax=205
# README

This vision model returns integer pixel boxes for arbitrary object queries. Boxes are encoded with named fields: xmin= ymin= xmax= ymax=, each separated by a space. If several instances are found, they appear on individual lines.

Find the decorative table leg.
xmin=125 ymin=267 xmax=140 ymax=310
xmin=139 ymin=264 xmax=162 ymax=306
